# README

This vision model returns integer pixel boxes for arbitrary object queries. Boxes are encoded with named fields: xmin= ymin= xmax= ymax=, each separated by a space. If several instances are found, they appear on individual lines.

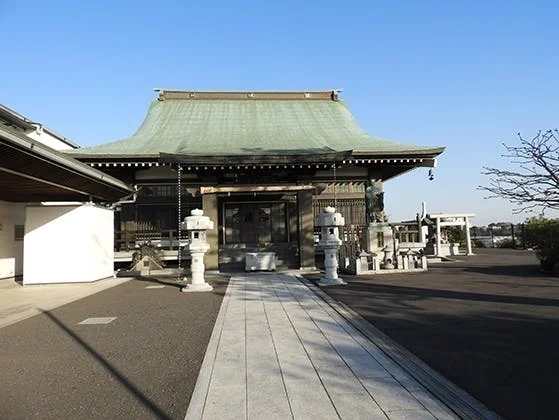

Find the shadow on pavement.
xmin=463 ymin=264 xmax=546 ymax=277
xmin=332 ymin=282 xmax=559 ymax=308
xmin=42 ymin=310 xmax=172 ymax=420
xmin=305 ymin=248 xmax=559 ymax=420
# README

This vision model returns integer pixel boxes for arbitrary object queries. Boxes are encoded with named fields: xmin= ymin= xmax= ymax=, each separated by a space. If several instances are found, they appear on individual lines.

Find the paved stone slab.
xmin=387 ymin=409 xmax=437 ymax=419
xmin=186 ymin=273 xmax=464 ymax=419
xmin=328 ymin=391 xmax=387 ymax=419
xmin=77 ymin=316 xmax=117 ymax=325
xmin=203 ymin=384 xmax=246 ymax=420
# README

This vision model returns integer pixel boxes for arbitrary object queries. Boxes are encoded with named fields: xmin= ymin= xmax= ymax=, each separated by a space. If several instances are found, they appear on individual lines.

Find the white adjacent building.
xmin=0 ymin=104 xmax=134 ymax=284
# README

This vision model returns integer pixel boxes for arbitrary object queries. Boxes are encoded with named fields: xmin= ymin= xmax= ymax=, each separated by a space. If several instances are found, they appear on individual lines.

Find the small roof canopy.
xmin=0 ymin=126 xmax=135 ymax=202
xmin=69 ymin=90 xmax=445 ymax=164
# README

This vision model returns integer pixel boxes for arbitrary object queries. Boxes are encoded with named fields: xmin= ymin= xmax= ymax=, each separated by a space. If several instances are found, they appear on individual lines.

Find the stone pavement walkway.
xmin=186 ymin=273 xmax=464 ymax=420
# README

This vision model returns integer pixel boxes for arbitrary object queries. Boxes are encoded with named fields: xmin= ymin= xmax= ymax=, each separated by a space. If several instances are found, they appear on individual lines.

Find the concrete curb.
xmin=184 ymin=274 xmax=232 ymax=420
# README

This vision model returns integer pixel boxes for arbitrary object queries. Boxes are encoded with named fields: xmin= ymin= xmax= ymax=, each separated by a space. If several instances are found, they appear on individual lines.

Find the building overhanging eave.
xmin=158 ymin=151 xmax=353 ymax=166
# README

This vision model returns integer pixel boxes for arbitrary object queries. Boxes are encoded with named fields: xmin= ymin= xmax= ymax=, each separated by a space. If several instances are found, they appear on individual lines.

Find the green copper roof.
xmin=71 ymin=90 xmax=444 ymax=159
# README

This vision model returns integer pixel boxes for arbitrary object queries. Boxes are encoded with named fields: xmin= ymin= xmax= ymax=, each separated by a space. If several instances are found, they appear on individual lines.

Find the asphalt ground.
xmin=304 ymin=248 xmax=559 ymax=420
xmin=0 ymin=275 xmax=228 ymax=420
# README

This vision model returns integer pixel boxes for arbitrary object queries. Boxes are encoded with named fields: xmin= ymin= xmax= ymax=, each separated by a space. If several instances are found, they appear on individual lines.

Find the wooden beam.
xmin=439 ymin=221 xmax=468 ymax=227
xmin=159 ymin=150 xmax=352 ymax=166
xmin=200 ymin=185 xmax=315 ymax=194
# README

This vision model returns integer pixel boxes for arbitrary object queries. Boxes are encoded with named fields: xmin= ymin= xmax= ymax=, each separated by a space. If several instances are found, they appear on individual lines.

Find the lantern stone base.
xmin=181 ymin=282 xmax=213 ymax=292
xmin=318 ymin=276 xmax=347 ymax=287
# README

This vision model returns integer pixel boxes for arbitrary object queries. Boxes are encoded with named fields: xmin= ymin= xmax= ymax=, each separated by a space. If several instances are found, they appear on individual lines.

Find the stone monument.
xmin=181 ymin=209 xmax=214 ymax=292
xmin=364 ymin=181 xmax=394 ymax=257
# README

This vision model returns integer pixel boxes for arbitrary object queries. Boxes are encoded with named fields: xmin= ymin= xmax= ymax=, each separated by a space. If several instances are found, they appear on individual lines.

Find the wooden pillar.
xmin=298 ymin=190 xmax=315 ymax=269
xmin=202 ymin=193 xmax=219 ymax=271
xmin=120 ymin=203 xmax=136 ymax=251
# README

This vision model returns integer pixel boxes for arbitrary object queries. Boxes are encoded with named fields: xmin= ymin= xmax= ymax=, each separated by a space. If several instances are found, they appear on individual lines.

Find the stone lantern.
xmin=405 ymin=248 xmax=416 ymax=269
xmin=382 ymin=246 xmax=395 ymax=270
xmin=181 ymin=209 xmax=214 ymax=292
xmin=315 ymin=206 xmax=347 ymax=286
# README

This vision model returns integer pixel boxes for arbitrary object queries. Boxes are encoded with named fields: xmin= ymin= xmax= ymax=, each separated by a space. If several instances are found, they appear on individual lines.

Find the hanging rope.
xmin=177 ymin=164 xmax=182 ymax=277
xmin=332 ymin=162 xmax=337 ymax=209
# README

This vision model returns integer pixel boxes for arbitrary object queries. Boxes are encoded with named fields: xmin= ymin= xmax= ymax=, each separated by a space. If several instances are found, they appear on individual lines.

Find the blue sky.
xmin=2 ymin=1 xmax=558 ymax=225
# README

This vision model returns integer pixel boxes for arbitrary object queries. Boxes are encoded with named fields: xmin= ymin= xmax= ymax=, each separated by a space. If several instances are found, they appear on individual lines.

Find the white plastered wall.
xmin=0 ymin=201 xmax=25 ymax=279
xmin=23 ymin=204 xmax=114 ymax=284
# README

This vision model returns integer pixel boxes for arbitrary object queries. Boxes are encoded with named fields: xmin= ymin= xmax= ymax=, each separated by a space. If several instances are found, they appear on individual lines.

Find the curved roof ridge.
xmin=154 ymin=89 xmax=342 ymax=101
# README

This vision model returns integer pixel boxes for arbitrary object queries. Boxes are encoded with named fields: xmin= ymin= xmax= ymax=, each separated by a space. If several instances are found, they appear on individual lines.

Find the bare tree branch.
xmin=479 ymin=129 xmax=559 ymax=213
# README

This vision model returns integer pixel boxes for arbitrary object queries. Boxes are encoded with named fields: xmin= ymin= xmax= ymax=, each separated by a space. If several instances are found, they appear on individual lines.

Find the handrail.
xmin=114 ymin=228 xmax=187 ymax=252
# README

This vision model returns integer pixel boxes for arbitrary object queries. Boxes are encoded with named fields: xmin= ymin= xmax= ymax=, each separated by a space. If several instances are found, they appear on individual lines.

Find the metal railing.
xmin=115 ymin=229 xmax=185 ymax=252
xmin=314 ymin=224 xmax=366 ymax=262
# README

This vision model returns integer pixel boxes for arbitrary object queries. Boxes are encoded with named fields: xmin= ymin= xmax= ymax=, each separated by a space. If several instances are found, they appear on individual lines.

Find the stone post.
xmin=202 ymin=193 xmax=219 ymax=271
xmin=182 ymin=209 xmax=214 ymax=292
xmin=315 ymin=207 xmax=346 ymax=286
xmin=298 ymin=190 xmax=315 ymax=270
xmin=435 ymin=217 xmax=442 ymax=257
xmin=465 ymin=216 xmax=474 ymax=255
xmin=358 ymin=251 xmax=370 ymax=273
xmin=406 ymin=248 xmax=416 ymax=269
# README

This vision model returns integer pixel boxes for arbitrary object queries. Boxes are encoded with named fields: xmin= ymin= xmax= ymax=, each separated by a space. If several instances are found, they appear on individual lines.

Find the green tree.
xmin=523 ymin=216 xmax=559 ymax=249
xmin=446 ymin=226 xmax=467 ymax=246
xmin=523 ymin=216 xmax=559 ymax=271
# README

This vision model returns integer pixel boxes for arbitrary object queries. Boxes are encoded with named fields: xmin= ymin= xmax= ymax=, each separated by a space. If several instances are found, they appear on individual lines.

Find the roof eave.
xmin=0 ymin=104 xmax=35 ymax=131
xmin=67 ymin=152 xmax=160 ymax=161
xmin=351 ymin=146 xmax=445 ymax=158
xmin=159 ymin=151 xmax=353 ymax=165
xmin=0 ymin=127 xmax=135 ymax=201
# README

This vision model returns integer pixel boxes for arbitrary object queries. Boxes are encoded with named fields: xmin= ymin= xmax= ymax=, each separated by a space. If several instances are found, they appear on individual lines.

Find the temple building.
xmin=69 ymin=90 xmax=445 ymax=271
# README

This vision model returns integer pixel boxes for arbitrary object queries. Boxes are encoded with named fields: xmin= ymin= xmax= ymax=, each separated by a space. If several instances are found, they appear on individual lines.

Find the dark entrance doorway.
xmin=219 ymin=196 xmax=299 ymax=270
xmin=224 ymin=202 xmax=287 ymax=246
